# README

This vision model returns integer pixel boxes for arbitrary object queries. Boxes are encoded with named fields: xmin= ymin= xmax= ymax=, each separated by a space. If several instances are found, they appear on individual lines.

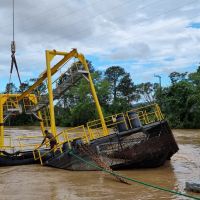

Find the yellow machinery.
xmin=0 ymin=49 xmax=164 ymax=153
xmin=0 ymin=94 xmax=41 ymax=148
xmin=0 ymin=49 xmax=108 ymax=149
xmin=33 ymin=103 xmax=164 ymax=165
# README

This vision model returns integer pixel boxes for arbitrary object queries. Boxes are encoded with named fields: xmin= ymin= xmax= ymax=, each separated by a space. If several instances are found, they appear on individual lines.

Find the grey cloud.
xmin=0 ymin=0 xmax=200 ymax=85
xmin=106 ymin=43 xmax=151 ymax=60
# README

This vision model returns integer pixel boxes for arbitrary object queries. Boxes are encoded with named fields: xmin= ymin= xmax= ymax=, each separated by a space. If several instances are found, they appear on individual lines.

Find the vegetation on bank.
xmin=3 ymin=62 xmax=200 ymax=128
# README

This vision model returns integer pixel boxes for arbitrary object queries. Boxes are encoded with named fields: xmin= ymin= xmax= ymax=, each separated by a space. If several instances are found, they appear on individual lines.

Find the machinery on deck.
xmin=0 ymin=49 xmax=179 ymax=169
xmin=0 ymin=0 xmax=178 ymax=169
xmin=0 ymin=49 xmax=108 ymax=150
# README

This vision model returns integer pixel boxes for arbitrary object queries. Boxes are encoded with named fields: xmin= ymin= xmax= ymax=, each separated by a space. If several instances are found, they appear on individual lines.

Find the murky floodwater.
xmin=0 ymin=128 xmax=200 ymax=200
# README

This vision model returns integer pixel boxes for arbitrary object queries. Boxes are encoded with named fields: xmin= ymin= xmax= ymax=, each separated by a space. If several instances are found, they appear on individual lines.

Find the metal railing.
xmin=87 ymin=103 xmax=164 ymax=139
xmin=33 ymin=125 xmax=89 ymax=165
xmin=17 ymin=135 xmax=45 ymax=151
xmin=1 ymin=103 xmax=164 ymax=164
xmin=0 ymin=135 xmax=45 ymax=152
xmin=126 ymin=103 xmax=164 ymax=127
xmin=3 ymin=96 xmax=20 ymax=111
xmin=87 ymin=112 xmax=129 ymax=139
xmin=22 ymin=95 xmax=36 ymax=113
xmin=0 ymin=136 xmax=15 ymax=153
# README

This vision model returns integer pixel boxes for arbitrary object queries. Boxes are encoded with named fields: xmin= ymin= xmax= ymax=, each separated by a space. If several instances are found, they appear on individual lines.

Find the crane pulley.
xmin=10 ymin=41 xmax=22 ymax=85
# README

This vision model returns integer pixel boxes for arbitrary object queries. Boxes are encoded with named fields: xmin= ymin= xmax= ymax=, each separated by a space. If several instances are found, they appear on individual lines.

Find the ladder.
xmin=25 ymin=67 xmax=89 ymax=114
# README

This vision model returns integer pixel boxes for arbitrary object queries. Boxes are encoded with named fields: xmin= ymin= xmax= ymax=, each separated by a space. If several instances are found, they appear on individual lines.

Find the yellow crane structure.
xmin=0 ymin=0 xmax=178 ymax=177
xmin=0 ymin=49 xmax=109 ymax=149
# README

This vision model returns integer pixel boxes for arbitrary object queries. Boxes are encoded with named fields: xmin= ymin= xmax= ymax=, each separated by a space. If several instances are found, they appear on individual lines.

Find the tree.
xmin=188 ymin=65 xmax=200 ymax=86
xmin=105 ymin=66 xmax=126 ymax=101
xmin=136 ymin=82 xmax=155 ymax=103
xmin=104 ymin=66 xmax=138 ymax=113
xmin=94 ymin=74 xmax=111 ymax=109
xmin=4 ymin=82 xmax=17 ymax=94
xmin=169 ymin=72 xmax=187 ymax=84
xmin=117 ymin=73 xmax=139 ymax=103
xmin=160 ymin=80 xmax=196 ymax=127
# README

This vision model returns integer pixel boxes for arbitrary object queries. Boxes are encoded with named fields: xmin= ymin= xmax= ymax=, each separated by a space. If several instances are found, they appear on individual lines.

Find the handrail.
xmin=17 ymin=135 xmax=44 ymax=151
xmin=33 ymin=103 xmax=165 ymax=165
xmin=3 ymin=96 xmax=20 ymax=111
xmin=87 ymin=104 xmax=164 ymax=137
xmin=4 ymin=136 xmax=13 ymax=147
xmin=33 ymin=125 xmax=89 ymax=164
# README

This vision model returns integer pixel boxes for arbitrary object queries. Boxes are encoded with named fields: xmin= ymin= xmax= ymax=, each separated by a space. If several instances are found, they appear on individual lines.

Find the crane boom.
xmin=17 ymin=49 xmax=77 ymax=101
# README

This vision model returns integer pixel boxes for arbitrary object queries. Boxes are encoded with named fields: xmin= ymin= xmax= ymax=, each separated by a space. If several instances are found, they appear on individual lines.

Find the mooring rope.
xmin=69 ymin=150 xmax=200 ymax=200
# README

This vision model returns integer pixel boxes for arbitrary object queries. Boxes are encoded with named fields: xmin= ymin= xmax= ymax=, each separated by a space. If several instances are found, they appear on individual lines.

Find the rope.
xmin=69 ymin=150 xmax=200 ymax=200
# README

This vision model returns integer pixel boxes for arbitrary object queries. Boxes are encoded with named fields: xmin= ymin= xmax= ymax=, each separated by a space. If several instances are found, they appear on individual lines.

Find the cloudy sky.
xmin=0 ymin=0 xmax=200 ymax=91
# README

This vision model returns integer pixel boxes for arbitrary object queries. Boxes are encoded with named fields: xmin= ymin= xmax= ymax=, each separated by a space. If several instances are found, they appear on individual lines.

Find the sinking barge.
xmin=40 ymin=120 xmax=178 ymax=170
xmin=0 ymin=49 xmax=178 ymax=170
xmin=0 ymin=108 xmax=179 ymax=170
xmin=0 ymin=120 xmax=178 ymax=170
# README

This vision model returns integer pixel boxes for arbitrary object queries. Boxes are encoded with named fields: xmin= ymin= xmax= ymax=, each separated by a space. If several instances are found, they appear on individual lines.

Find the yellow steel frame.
xmin=0 ymin=94 xmax=44 ymax=148
xmin=0 ymin=97 xmax=4 ymax=148
xmin=43 ymin=49 xmax=108 ymax=137
xmin=0 ymin=49 xmax=108 ymax=149
xmin=17 ymin=49 xmax=108 ymax=137
xmin=33 ymin=125 xmax=89 ymax=165
xmin=77 ymin=53 xmax=108 ymax=136
xmin=17 ymin=135 xmax=44 ymax=151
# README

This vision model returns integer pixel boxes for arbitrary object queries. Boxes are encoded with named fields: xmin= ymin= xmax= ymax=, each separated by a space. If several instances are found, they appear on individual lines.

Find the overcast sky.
xmin=0 ymin=0 xmax=200 ymax=91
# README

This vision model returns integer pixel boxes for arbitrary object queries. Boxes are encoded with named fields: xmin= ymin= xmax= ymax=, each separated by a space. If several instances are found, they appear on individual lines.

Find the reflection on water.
xmin=0 ymin=127 xmax=200 ymax=200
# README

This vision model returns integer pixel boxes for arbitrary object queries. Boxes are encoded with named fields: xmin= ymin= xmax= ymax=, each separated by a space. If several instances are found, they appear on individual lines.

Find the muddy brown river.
xmin=0 ymin=128 xmax=200 ymax=200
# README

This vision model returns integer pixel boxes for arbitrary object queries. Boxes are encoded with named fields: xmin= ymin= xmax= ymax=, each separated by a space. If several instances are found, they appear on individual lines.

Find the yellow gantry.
xmin=43 ymin=49 xmax=108 ymax=137
xmin=0 ymin=49 xmax=108 ymax=148
xmin=0 ymin=94 xmax=39 ymax=148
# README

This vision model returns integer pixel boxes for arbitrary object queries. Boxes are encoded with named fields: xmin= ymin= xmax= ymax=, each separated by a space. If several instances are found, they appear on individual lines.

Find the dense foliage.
xmin=158 ymin=67 xmax=200 ymax=128
xmin=3 ymin=63 xmax=200 ymax=128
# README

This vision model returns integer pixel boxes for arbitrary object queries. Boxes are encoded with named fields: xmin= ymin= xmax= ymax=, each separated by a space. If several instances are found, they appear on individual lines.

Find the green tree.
xmin=104 ymin=66 xmax=137 ymax=113
xmin=105 ymin=66 xmax=126 ymax=101
xmin=4 ymin=82 xmax=17 ymax=94
xmin=136 ymin=82 xmax=155 ymax=103
xmin=117 ymin=73 xmax=139 ymax=103
xmin=169 ymin=72 xmax=187 ymax=84
xmin=157 ymin=67 xmax=200 ymax=128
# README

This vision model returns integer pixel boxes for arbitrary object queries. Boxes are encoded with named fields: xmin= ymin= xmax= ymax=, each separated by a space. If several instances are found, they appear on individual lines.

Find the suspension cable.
xmin=12 ymin=0 xmax=14 ymax=42
xmin=7 ymin=0 xmax=22 ymax=93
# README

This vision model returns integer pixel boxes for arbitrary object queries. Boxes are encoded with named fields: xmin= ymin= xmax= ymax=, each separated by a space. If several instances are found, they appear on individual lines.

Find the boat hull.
xmin=45 ymin=120 xmax=179 ymax=170
xmin=0 ymin=151 xmax=38 ymax=166
xmin=0 ymin=121 xmax=178 ymax=169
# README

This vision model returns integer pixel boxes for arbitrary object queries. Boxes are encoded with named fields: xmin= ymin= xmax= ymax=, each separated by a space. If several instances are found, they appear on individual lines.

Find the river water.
xmin=0 ymin=128 xmax=200 ymax=200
